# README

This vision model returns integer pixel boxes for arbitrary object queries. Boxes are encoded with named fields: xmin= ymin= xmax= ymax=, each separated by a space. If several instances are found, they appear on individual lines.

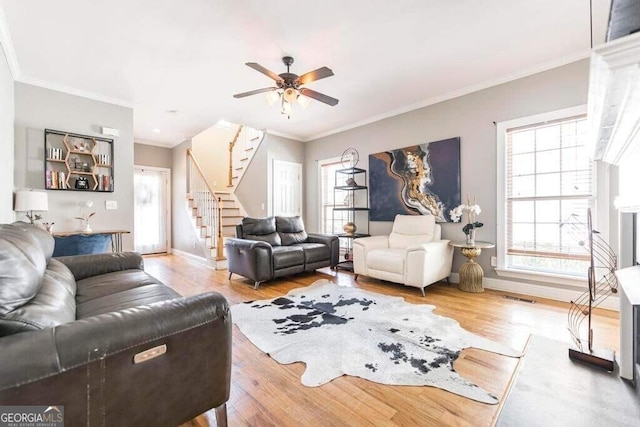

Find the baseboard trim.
xmin=171 ymin=248 xmax=214 ymax=269
xmin=448 ymin=273 xmax=619 ymax=312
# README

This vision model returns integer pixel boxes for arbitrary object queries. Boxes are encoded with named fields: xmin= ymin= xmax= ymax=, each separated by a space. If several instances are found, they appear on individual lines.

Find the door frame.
xmin=133 ymin=165 xmax=172 ymax=254
xmin=271 ymin=159 xmax=302 ymax=217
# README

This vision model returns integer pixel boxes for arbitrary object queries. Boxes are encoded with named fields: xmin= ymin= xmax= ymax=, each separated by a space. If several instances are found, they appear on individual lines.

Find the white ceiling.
xmin=0 ymin=0 xmax=611 ymax=146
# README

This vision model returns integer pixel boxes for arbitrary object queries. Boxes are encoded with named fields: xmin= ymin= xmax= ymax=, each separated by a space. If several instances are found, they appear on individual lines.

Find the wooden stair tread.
xmin=239 ymin=157 xmax=248 ymax=161
xmin=245 ymin=147 xmax=254 ymax=151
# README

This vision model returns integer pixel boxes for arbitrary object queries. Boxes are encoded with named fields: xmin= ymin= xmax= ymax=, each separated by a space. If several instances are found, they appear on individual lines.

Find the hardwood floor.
xmin=142 ymin=254 xmax=620 ymax=427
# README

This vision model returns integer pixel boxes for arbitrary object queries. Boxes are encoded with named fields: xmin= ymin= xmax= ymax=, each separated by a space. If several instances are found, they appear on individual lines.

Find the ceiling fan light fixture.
xmin=265 ymin=90 xmax=280 ymax=106
xmin=283 ymin=88 xmax=299 ymax=103
xmin=297 ymin=94 xmax=311 ymax=109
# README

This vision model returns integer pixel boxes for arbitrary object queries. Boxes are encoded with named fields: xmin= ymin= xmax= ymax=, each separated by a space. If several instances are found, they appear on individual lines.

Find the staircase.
xmin=185 ymin=125 xmax=264 ymax=268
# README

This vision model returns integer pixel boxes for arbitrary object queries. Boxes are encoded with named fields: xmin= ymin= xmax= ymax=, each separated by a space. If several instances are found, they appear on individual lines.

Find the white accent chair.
xmin=353 ymin=214 xmax=454 ymax=296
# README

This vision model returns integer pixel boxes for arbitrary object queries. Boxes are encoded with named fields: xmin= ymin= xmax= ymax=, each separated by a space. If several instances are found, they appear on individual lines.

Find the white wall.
xmin=134 ymin=143 xmax=173 ymax=169
xmin=0 ymin=44 xmax=14 ymax=223
xmin=305 ymin=60 xmax=593 ymax=280
xmin=13 ymin=83 xmax=135 ymax=250
xmin=191 ymin=126 xmax=236 ymax=191
xmin=234 ymin=133 xmax=304 ymax=217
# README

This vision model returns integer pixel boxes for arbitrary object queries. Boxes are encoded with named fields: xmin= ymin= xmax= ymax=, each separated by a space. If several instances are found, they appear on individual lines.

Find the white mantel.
xmin=588 ymin=31 xmax=640 ymax=212
xmin=588 ymin=31 xmax=640 ymax=166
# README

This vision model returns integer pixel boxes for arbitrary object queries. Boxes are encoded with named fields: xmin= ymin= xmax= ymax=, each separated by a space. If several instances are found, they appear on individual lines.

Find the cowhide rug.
xmin=231 ymin=280 xmax=522 ymax=404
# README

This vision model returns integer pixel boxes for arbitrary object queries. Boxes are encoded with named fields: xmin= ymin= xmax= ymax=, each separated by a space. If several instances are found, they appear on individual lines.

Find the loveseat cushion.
xmin=0 ymin=259 xmax=76 ymax=337
xmin=241 ymin=217 xmax=281 ymax=246
xmin=271 ymin=246 xmax=305 ymax=269
xmin=294 ymin=243 xmax=330 ymax=264
xmin=0 ymin=223 xmax=55 ymax=316
xmin=76 ymin=283 xmax=181 ymax=319
xmin=276 ymin=216 xmax=308 ymax=245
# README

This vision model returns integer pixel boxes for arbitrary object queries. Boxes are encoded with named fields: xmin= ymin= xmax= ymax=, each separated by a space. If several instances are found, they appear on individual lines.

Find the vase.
xmin=466 ymin=228 xmax=476 ymax=246
xmin=83 ymin=221 xmax=92 ymax=233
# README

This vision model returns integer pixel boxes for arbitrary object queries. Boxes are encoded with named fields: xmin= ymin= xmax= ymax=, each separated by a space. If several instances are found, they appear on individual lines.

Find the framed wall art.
xmin=369 ymin=137 xmax=461 ymax=222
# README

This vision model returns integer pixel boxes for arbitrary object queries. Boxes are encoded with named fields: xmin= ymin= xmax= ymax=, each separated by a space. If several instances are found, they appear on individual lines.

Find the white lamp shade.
xmin=14 ymin=190 xmax=49 ymax=212
xmin=265 ymin=90 xmax=280 ymax=106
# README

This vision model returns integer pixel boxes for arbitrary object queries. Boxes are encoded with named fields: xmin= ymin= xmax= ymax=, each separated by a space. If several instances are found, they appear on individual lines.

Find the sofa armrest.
xmin=225 ymin=238 xmax=274 ymax=283
xmin=55 ymin=252 xmax=144 ymax=280
xmin=405 ymin=240 xmax=454 ymax=287
xmin=0 ymin=292 xmax=231 ymax=425
xmin=307 ymin=233 xmax=340 ymax=267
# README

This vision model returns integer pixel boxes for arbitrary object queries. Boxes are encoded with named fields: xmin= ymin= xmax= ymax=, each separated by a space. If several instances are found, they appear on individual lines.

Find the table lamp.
xmin=14 ymin=190 xmax=49 ymax=223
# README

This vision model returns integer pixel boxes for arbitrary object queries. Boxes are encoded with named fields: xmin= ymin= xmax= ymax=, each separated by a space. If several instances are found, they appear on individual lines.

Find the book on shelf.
xmin=58 ymin=172 xmax=66 ymax=189
xmin=45 ymin=170 xmax=52 ymax=189
xmin=51 ymin=171 xmax=58 ymax=189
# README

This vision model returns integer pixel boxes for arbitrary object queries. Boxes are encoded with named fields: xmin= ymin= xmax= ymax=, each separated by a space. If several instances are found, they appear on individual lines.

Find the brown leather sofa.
xmin=0 ymin=222 xmax=231 ymax=426
xmin=225 ymin=216 xmax=339 ymax=289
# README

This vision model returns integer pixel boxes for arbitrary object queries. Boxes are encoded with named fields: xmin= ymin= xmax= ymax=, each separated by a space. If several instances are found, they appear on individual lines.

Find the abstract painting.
xmin=369 ymin=137 xmax=461 ymax=222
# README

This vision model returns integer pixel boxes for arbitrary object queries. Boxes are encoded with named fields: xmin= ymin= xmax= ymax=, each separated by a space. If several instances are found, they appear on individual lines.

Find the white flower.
xmin=469 ymin=204 xmax=481 ymax=215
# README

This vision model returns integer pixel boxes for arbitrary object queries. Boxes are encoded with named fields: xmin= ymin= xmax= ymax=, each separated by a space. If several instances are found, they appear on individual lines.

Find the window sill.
xmin=494 ymin=267 xmax=587 ymax=288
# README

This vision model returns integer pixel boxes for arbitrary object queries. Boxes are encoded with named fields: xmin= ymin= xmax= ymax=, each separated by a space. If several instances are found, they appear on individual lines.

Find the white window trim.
xmin=317 ymin=156 xmax=342 ymax=232
xmin=495 ymin=104 xmax=608 ymax=286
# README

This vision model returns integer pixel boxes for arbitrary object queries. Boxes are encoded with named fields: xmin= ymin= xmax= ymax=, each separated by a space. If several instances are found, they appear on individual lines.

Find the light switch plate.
xmin=106 ymin=200 xmax=117 ymax=210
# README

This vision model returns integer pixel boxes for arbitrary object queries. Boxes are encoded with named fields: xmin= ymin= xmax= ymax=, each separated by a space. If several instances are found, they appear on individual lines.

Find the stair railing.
xmin=186 ymin=148 xmax=223 ymax=260
xmin=227 ymin=125 xmax=244 ymax=187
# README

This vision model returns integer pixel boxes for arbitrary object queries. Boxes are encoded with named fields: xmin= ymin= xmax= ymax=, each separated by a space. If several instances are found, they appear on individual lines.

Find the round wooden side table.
xmin=449 ymin=241 xmax=495 ymax=293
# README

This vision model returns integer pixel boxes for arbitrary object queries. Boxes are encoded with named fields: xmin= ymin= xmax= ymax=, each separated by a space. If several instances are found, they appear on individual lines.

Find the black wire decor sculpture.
xmin=564 ymin=208 xmax=618 ymax=370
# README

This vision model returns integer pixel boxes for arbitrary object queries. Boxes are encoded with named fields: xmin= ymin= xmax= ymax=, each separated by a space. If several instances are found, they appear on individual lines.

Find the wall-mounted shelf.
xmin=44 ymin=129 xmax=114 ymax=192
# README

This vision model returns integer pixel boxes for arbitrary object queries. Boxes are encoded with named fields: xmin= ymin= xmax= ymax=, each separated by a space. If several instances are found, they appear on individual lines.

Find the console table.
xmin=53 ymin=230 xmax=130 ymax=253
xmin=449 ymin=241 xmax=495 ymax=293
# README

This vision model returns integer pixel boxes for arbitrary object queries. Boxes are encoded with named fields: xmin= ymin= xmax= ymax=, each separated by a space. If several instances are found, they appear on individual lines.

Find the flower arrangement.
xmin=75 ymin=212 xmax=95 ymax=232
xmin=450 ymin=196 xmax=483 ymax=244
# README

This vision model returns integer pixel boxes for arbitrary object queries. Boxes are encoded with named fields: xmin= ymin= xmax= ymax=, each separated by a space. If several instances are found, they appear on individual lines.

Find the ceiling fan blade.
xmin=296 ymin=66 xmax=334 ymax=85
xmin=233 ymin=87 xmax=277 ymax=98
xmin=300 ymin=88 xmax=339 ymax=106
xmin=245 ymin=62 xmax=284 ymax=84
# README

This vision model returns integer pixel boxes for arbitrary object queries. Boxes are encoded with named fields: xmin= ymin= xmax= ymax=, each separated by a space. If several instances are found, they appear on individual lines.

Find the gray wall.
xmin=0 ymin=44 xmax=14 ymax=223
xmin=171 ymin=138 xmax=206 ymax=257
xmin=14 ymin=83 xmax=135 ymax=250
xmin=134 ymin=143 xmax=172 ymax=169
xmin=305 ymin=60 xmax=592 ymax=280
xmin=234 ymin=133 xmax=304 ymax=217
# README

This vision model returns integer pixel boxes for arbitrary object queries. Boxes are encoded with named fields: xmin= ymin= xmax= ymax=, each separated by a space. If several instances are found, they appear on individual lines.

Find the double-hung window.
xmin=319 ymin=158 xmax=349 ymax=235
xmin=497 ymin=106 xmax=594 ymax=279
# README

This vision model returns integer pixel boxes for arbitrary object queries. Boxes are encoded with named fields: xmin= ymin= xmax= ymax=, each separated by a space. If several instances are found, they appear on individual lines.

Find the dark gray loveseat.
xmin=0 ymin=222 xmax=231 ymax=426
xmin=225 ymin=216 xmax=339 ymax=289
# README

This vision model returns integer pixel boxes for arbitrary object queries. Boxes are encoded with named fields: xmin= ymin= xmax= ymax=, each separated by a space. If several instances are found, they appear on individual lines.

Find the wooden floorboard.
xmin=141 ymin=254 xmax=620 ymax=427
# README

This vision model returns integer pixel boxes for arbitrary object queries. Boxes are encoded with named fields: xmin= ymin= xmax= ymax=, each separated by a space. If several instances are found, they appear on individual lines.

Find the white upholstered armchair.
xmin=353 ymin=214 xmax=454 ymax=296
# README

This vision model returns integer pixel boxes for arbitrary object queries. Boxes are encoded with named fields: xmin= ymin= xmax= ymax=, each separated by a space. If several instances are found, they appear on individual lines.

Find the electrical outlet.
xmin=490 ymin=256 xmax=497 ymax=267
xmin=105 ymin=201 xmax=117 ymax=210
xmin=261 ymin=203 xmax=265 ymax=210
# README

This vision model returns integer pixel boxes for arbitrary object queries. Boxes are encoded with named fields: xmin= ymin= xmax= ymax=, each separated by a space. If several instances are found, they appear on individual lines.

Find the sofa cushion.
xmin=76 ymin=269 xmax=165 ymax=304
xmin=0 ymin=259 xmax=76 ymax=337
xmin=294 ymin=242 xmax=330 ymax=264
xmin=76 ymin=284 xmax=181 ymax=319
xmin=367 ymin=248 xmax=406 ymax=275
xmin=271 ymin=246 xmax=305 ymax=270
xmin=0 ymin=223 xmax=55 ymax=316
xmin=241 ymin=217 xmax=281 ymax=246
xmin=389 ymin=215 xmax=436 ymax=249
xmin=276 ymin=216 xmax=308 ymax=246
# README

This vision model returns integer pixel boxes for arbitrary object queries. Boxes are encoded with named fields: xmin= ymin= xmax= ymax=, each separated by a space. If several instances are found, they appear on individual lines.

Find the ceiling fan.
xmin=233 ymin=56 xmax=339 ymax=117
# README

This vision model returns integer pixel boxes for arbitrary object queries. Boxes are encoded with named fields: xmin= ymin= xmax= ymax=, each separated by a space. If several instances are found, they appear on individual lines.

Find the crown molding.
xmin=265 ymin=128 xmax=303 ymax=142
xmin=0 ymin=5 xmax=20 ymax=79
xmin=305 ymin=50 xmax=591 ymax=142
xmin=16 ymin=74 xmax=134 ymax=108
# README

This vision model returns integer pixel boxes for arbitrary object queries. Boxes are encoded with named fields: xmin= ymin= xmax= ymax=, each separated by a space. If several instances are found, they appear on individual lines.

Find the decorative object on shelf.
xmin=14 ymin=190 xmax=49 ymax=224
xmin=345 ymin=177 xmax=358 ymax=187
xmin=75 ymin=176 xmax=89 ymax=190
xmin=369 ymin=138 xmax=461 ymax=222
xmin=341 ymin=148 xmax=359 ymax=169
xmin=343 ymin=222 xmax=357 ymax=236
xmin=233 ymin=56 xmax=338 ymax=119
xmin=564 ymin=208 xmax=618 ymax=370
xmin=343 ymin=193 xmax=354 ymax=208
xmin=76 ymin=201 xmax=95 ymax=232
xmin=42 ymin=222 xmax=54 ymax=234
xmin=449 ymin=196 xmax=483 ymax=246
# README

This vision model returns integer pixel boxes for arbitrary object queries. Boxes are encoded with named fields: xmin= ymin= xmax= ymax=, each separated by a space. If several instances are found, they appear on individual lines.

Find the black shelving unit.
xmin=332 ymin=167 xmax=370 ymax=271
